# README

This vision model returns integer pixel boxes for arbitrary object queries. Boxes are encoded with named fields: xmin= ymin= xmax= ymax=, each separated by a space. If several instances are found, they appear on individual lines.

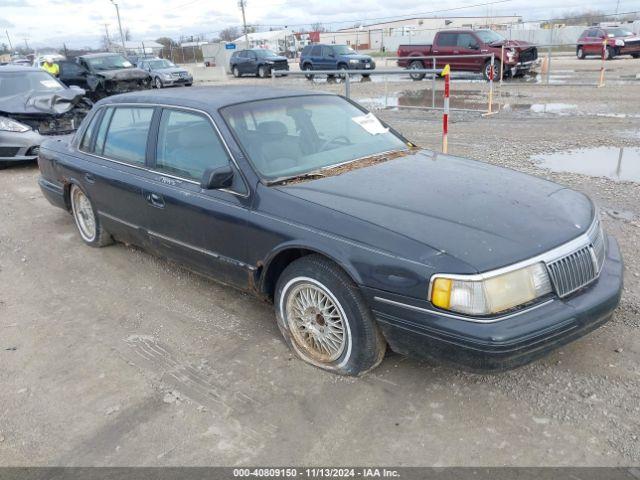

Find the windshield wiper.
xmin=267 ymin=170 xmax=326 ymax=186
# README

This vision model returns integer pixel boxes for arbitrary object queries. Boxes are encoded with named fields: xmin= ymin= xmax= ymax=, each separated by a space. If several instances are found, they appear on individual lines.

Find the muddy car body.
xmin=0 ymin=65 xmax=90 ymax=164
xmin=58 ymin=53 xmax=152 ymax=101
xmin=577 ymin=26 xmax=640 ymax=59
xmin=37 ymin=86 xmax=623 ymax=375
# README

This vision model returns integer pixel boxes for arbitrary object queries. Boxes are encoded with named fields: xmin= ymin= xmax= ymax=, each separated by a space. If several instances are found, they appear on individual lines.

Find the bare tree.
xmin=219 ymin=26 xmax=240 ymax=42
xmin=123 ymin=27 xmax=132 ymax=41
xmin=310 ymin=22 xmax=326 ymax=32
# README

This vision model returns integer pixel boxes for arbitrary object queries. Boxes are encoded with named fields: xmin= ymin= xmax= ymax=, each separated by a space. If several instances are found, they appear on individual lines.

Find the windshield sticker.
xmin=40 ymin=80 xmax=60 ymax=89
xmin=122 ymin=61 xmax=133 ymax=67
xmin=351 ymin=113 xmax=389 ymax=135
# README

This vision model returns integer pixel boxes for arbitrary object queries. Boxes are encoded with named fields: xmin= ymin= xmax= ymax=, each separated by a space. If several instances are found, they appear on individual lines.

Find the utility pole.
xmin=5 ymin=30 xmax=13 ymax=51
xmin=104 ymin=23 xmax=111 ymax=51
xmin=110 ymin=0 xmax=126 ymax=53
xmin=238 ymin=0 xmax=249 ymax=48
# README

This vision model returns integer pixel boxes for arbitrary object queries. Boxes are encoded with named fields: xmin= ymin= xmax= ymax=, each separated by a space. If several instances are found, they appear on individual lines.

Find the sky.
xmin=1 ymin=0 xmax=636 ymax=49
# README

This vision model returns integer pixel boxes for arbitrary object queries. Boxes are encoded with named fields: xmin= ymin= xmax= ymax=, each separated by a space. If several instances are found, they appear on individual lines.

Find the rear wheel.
xmin=70 ymin=184 xmax=112 ymax=247
xmin=408 ymin=60 xmax=425 ymax=81
xmin=577 ymin=46 xmax=585 ymax=59
xmin=302 ymin=63 xmax=314 ymax=80
xmin=275 ymin=255 xmax=386 ymax=376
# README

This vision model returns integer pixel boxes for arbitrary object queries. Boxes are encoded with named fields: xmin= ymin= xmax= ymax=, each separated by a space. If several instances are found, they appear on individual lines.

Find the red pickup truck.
xmin=397 ymin=29 xmax=538 ymax=80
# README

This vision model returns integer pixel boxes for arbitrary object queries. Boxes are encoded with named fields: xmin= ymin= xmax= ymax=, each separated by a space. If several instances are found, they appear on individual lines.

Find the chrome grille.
xmin=546 ymin=218 xmax=605 ymax=298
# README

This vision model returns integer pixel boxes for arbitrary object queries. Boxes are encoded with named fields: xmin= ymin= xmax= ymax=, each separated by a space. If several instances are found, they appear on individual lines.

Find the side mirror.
xmin=469 ymin=44 xmax=480 ymax=50
xmin=201 ymin=165 xmax=234 ymax=190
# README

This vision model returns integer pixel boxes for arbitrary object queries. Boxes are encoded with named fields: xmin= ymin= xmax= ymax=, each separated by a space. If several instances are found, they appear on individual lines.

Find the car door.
xmin=76 ymin=105 xmax=159 ymax=246
xmin=58 ymin=61 xmax=90 ymax=89
xmin=433 ymin=32 xmax=458 ymax=69
xmin=320 ymin=46 xmax=336 ymax=70
xmin=585 ymin=28 xmax=602 ymax=55
xmin=142 ymin=107 xmax=251 ymax=288
xmin=455 ymin=32 xmax=482 ymax=71
xmin=246 ymin=51 xmax=258 ymax=75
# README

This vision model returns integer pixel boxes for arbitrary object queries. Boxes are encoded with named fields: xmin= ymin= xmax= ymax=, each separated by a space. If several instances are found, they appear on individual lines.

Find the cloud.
xmin=0 ymin=19 xmax=17 ymax=28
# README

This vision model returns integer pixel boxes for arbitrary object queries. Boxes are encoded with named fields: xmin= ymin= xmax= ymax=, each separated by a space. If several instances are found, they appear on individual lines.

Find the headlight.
xmin=349 ymin=59 xmax=359 ymax=64
xmin=162 ymin=73 xmax=173 ymax=80
xmin=430 ymin=262 xmax=552 ymax=316
xmin=0 ymin=117 xmax=30 ymax=133
xmin=506 ymin=48 xmax=516 ymax=61
xmin=615 ymin=39 xmax=625 ymax=46
xmin=265 ymin=60 xmax=274 ymax=65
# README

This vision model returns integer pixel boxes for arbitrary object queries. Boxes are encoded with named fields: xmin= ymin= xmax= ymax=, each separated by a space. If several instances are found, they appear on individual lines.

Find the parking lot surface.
xmin=1 ymin=56 xmax=639 ymax=466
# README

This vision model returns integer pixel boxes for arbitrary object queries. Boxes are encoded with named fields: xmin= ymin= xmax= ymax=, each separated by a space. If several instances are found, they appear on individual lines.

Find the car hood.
xmin=492 ymin=39 xmax=533 ymax=50
xmin=0 ymin=87 xmax=87 ymax=116
xmin=95 ymin=68 xmax=150 ymax=80
xmin=276 ymin=150 xmax=593 ymax=272
xmin=154 ymin=67 xmax=190 ymax=75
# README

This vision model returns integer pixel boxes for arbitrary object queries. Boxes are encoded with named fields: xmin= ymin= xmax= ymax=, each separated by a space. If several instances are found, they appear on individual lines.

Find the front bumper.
xmin=349 ymin=61 xmax=376 ymax=71
xmin=162 ymin=76 xmax=193 ymax=86
xmin=365 ymin=234 xmax=623 ymax=372
xmin=0 ymin=129 xmax=44 ymax=162
xmin=511 ymin=58 xmax=540 ymax=74
xmin=619 ymin=43 xmax=640 ymax=54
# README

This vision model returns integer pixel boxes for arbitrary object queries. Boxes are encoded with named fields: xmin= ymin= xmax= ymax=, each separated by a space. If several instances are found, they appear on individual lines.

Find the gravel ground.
xmin=0 ymin=56 xmax=639 ymax=466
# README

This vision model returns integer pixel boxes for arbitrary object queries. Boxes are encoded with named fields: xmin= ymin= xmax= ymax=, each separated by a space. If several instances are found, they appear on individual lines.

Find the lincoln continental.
xmin=37 ymin=86 xmax=623 ymax=375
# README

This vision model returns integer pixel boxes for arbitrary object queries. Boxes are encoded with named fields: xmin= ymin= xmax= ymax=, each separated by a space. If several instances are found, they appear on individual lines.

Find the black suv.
xmin=300 ymin=44 xmax=375 ymax=77
xmin=230 ymin=49 xmax=289 ymax=78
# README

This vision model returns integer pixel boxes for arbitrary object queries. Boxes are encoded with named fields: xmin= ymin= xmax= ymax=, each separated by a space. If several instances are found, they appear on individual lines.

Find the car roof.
xmin=0 ymin=65 xmax=44 ymax=73
xmin=80 ymin=52 xmax=122 ymax=58
xmin=97 ymin=85 xmax=332 ymax=112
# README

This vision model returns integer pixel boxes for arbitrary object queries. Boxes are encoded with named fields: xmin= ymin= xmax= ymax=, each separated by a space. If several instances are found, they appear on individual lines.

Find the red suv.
xmin=577 ymin=26 xmax=640 ymax=59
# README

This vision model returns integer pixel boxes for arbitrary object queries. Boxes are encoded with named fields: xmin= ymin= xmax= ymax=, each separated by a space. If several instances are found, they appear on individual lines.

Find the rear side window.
xmin=79 ymin=111 xmax=101 ymax=152
xmin=102 ymin=107 xmax=154 ymax=165
xmin=302 ymin=45 xmax=312 ymax=56
xmin=437 ymin=33 xmax=458 ymax=46
xmin=155 ymin=109 xmax=229 ymax=181
xmin=310 ymin=45 xmax=322 ymax=56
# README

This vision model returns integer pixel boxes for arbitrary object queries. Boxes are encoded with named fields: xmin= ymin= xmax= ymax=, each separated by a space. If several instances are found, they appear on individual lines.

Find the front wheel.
xmin=605 ymin=46 xmax=615 ymax=60
xmin=632 ymin=53 xmax=640 ymax=59
xmin=302 ymin=63 xmax=314 ymax=80
xmin=258 ymin=65 xmax=269 ymax=78
xmin=154 ymin=77 xmax=163 ymax=89
xmin=232 ymin=66 xmax=241 ymax=78
xmin=275 ymin=255 xmax=386 ymax=376
xmin=482 ymin=59 xmax=500 ymax=81
xmin=70 ymin=184 xmax=112 ymax=247
xmin=408 ymin=60 xmax=425 ymax=81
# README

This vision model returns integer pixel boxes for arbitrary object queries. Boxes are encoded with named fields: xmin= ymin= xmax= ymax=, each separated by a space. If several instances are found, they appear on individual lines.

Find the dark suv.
xmin=230 ymin=49 xmax=289 ymax=78
xmin=300 ymin=44 xmax=375 ymax=77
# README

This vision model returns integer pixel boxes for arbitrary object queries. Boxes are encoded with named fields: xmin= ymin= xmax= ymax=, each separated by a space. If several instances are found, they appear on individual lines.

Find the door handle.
xmin=84 ymin=172 xmax=95 ymax=183
xmin=145 ymin=192 xmax=165 ymax=208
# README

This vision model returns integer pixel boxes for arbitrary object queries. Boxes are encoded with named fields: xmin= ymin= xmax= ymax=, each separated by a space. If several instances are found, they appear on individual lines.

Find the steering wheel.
xmin=319 ymin=135 xmax=351 ymax=152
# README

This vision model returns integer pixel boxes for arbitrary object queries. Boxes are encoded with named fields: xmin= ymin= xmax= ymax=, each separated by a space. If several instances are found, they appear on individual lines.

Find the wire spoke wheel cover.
xmin=284 ymin=279 xmax=349 ymax=363
xmin=71 ymin=185 xmax=97 ymax=242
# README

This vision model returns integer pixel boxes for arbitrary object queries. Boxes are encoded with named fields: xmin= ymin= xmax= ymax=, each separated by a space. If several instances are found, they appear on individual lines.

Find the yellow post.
xmin=597 ymin=38 xmax=607 ymax=88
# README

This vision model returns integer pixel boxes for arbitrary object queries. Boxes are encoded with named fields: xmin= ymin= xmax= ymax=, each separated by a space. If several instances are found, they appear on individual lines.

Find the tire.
xmin=632 ymin=53 xmax=640 ymax=59
xmin=275 ymin=254 xmax=386 ymax=376
xmin=408 ymin=60 xmax=425 ymax=81
xmin=302 ymin=63 xmax=314 ymax=80
xmin=482 ymin=59 xmax=500 ymax=81
xmin=232 ymin=66 xmax=241 ymax=78
xmin=577 ymin=46 xmax=585 ymax=59
xmin=258 ymin=65 xmax=269 ymax=78
xmin=185 ymin=83 xmax=192 ymax=87
xmin=154 ymin=77 xmax=163 ymax=89
xmin=605 ymin=46 xmax=615 ymax=60
xmin=337 ymin=64 xmax=348 ymax=79
xmin=69 ymin=184 xmax=112 ymax=247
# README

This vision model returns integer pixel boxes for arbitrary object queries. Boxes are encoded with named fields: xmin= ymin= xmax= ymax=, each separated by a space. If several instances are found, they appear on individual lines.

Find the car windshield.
xmin=222 ymin=95 xmax=409 ymax=181
xmin=148 ymin=59 xmax=176 ymax=69
xmin=85 ymin=55 xmax=133 ymax=70
xmin=0 ymin=71 xmax=66 ymax=98
xmin=475 ymin=30 xmax=505 ymax=43
xmin=333 ymin=45 xmax=357 ymax=55
xmin=607 ymin=28 xmax=633 ymax=37
xmin=254 ymin=49 xmax=279 ymax=57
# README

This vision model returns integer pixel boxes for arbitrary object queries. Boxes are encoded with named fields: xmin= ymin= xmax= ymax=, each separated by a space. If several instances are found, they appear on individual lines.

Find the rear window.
xmin=102 ymin=107 xmax=154 ymax=165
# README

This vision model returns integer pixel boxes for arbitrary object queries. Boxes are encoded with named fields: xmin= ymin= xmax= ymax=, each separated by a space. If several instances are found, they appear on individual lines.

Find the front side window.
xmin=155 ymin=109 xmax=229 ymax=181
xmin=102 ymin=107 xmax=154 ymax=165
xmin=222 ymin=95 xmax=408 ymax=181
xmin=457 ymin=33 xmax=478 ymax=48
xmin=332 ymin=45 xmax=356 ymax=55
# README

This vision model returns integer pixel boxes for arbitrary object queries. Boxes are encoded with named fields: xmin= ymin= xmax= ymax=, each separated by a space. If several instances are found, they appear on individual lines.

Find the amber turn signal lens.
xmin=431 ymin=278 xmax=452 ymax=309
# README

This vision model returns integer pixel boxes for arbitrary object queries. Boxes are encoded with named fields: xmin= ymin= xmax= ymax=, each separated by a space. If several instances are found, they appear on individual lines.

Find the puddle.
xmin=503 ymin=103 xmax=577 ymax=114
xmin=358 ymin=89 xmax=488 ymax=109
xmin=532 ymin=147 xmax=640 ymax=182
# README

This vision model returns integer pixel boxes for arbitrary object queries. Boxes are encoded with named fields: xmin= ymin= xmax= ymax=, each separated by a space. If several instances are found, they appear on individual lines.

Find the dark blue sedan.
xmin=37 ymin=86 xmax=623 ymax=375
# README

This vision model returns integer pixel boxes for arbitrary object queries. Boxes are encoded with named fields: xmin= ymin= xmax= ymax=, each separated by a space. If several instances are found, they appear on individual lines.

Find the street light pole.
xmin=110 ymin=0 xmax=126 ymax=53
